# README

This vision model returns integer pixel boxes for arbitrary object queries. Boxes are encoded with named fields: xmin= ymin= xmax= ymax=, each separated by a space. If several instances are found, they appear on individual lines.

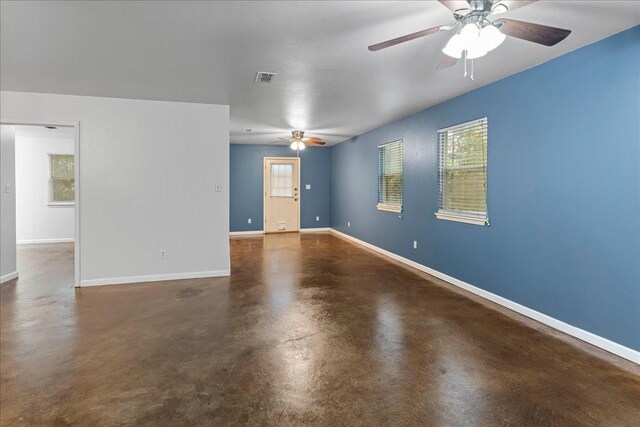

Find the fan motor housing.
xmin=456 ymin=0 xmax=495 ymax=25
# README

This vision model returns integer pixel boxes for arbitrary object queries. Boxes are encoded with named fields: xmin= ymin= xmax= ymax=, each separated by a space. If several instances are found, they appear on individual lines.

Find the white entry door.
xmin=264 ymin=157 xmax=300 ymax=233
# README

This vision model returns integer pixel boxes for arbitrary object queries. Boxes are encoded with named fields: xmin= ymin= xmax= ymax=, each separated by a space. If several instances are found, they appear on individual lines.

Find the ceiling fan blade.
xmin=279 ymin=137 xmax=294 ymax=142
xmin=368 ymin=25 xmax=444 ymax=51
xmin=492 ymin=1 xmax=536 ymax=13
xmin=494 ymin=18 xmax=571 ymax=46
xmin=438 ymin=0 xmax=471 ymax=13
xmin=302 ymin=138 xmax=326 ymax=146
xmin=437 ymin=55 xmax=459 ymax=69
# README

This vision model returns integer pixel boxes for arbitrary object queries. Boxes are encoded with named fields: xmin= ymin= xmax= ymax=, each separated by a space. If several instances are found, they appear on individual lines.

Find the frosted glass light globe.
xmin=459 ymin=23 xmax=480 ymax=50
xmin=479 ymin=25 xmax=506 ymax=52
xmin=466 ymin=46 xmax=487 ymax=59
xmin=290 ymin=141 xmax=305 ymax=150
xmin=442 ymin=34 xmax=463 ymax=58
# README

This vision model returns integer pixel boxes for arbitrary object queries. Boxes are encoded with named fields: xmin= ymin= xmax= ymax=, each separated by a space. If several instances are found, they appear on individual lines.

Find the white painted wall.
xmin=0 ymin=125 xmax=17 ymax=282
xmin=15 ymin=127 xmax=75 ymax=244
xmin=1 ymin=91 xmax=230 ymax=285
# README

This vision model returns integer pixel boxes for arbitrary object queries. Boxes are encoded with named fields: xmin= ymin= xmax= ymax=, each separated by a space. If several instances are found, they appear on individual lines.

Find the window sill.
xmin=377 ymin=203 xmax=402 ymax=213
xmin=48 ymin=202 xmax=74 ymax=208
xmin=435 ymin=211 xmax=488 ymax=226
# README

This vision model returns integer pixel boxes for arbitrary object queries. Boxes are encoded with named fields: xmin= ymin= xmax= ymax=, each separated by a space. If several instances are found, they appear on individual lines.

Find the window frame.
xmin=48 ymin=153 xmax=75 ymax=207
xmin=435 ymin=118 xmax=489 ymax=226
xmin=269 ymin=163 xmax=295 ymax=198
xmin=376 ymin=139 xmax=403 ymax=214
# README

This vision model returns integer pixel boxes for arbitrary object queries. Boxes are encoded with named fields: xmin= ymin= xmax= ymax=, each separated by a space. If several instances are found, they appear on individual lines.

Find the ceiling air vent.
xmin=254 ymin=71 xmax=277 ymax=83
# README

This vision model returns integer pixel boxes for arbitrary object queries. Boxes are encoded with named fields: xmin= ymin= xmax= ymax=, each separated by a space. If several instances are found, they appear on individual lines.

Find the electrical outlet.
xmin=305 ymin=184 xmax=311 ymax=190
xmin=160 ymin=250 xmax=167 ymax=259
xmin=248 ymin=218 xmax=252 ymax=224
xmin=413 ymin=240 xmax=418 ymax=249
xmin=347 ymin=221 xmax=351 ymax=227
xmin=316 ymin=216 xmax=320 ymax=222
xmin=4 ymin=184 xmax=10 ymax=193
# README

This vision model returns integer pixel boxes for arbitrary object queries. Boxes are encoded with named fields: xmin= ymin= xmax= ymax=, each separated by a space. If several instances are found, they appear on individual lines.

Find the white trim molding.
xmin=330 ymin=228 xmax=640 ymax=365
xmin=17 ymin=238 xmax=75 ymax=245
xmin=435 ymin=211 xmax=488 ymax=226
xmin=377 ymin=203 xmax=402 ymax=213
xmin=300 ymin=227 xmax=331 ymax=233
xmin=2 ymin=118 xmax=81 ymax=287
xmin=229 ymin=230 xmax=264 ymax=236
xmin=47 ymin=202 xmax=74 ymax=208
xmin=0 ymin=271 xmax=19 ymax=284
xmin=230 ymin=228 xmax=331 ymax=235
xmin=80 ymin=270 xmax=230 ymax=287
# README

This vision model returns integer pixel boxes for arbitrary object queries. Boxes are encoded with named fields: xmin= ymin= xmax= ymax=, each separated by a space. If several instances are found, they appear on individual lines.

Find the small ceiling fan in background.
xmin=273 ymin=130 xmax=327 ymax=151
xmin=368 ymin=0 xmax=571 ymax=77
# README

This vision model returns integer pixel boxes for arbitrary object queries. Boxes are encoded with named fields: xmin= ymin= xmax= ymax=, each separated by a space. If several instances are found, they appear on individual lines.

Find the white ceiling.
xmin=1 ymin=1 xmax=638 ymax=145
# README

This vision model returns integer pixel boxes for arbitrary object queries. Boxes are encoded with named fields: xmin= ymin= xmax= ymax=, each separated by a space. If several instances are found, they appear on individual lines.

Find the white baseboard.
xmin=17 ymin=238 xmax=74 ymax=245
xmin=300 ymin=227 xmax=331 ymax=233
xmin=80 ymin=270 xmax=230 ymax=287
xmin=0 ymin=271 xmax=19 ymax=284
xmin=229 ymin=230 xmax=264 ymax=236
xmin=330 ymin=229 xmax=640 ymax=365
xmin=230 ymin=228 xmax=330 ymax=235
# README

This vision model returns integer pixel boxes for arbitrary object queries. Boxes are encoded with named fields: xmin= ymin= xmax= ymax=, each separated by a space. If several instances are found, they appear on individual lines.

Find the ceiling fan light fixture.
xmin=290 ymin=141 xmax=305 ymax=151
xmin=465 ymin=46 xmax=488 ymax=59
xmin=479 ymin=24 xmax=506 ymax=52
xmin=442 ymin=34 xmax=464 ymax=58
xmin=459 ymin=23 xmax=480 ymax=49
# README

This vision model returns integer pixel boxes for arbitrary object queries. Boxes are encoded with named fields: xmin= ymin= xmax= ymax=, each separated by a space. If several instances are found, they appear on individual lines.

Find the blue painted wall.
xmin=330 ymin=26 xmax=640 ymax=351
xmin=230 ymin=144 xmax=331 ymax=231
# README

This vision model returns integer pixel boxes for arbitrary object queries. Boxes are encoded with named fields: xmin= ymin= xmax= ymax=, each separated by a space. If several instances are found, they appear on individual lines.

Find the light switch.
xmin=248 ymin=218 xmax=252 ymax=224
xmin=305 ymin=184 xmax=311 ymax=190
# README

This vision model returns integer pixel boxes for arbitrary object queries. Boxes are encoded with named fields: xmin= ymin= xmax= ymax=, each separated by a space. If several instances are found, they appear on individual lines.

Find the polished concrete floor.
xmin=1 ymin=235 xmax=639 ymax=426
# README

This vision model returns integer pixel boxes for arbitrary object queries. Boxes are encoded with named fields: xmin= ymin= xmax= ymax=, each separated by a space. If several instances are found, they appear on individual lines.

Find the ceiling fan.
xmin=277 ymin=130 xmax=327 ymax=151
xmin=368 ymin=0 xmax=571 ymax=75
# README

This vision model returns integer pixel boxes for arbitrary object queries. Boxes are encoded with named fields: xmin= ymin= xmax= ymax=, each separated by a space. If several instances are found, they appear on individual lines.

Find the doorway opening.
xmin=263 ymin=157 xmax=300 ymax=233
xmin=0 ymin=120 xmax=80 ymax=288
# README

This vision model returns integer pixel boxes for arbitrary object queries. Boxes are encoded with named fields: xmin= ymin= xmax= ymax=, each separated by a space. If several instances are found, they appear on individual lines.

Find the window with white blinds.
xmin=49 ymin=154 xmax=75 ymax=205
xmin=436 ymin=118 xmax=488 ymax=226
xmin=377 ymin=140 xmax=403 ymax=213
xmin=270 ymin=163 xmax=294 ymax=197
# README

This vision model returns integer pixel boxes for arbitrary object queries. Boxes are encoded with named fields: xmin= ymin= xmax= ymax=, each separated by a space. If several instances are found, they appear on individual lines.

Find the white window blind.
xmin=377 ymin=140 xmax=403 ymax=213
xmin=270 ymin=163 xmax=294 ymax=197
xmin=49 ymin=154 xmax=74 ymax=204
xmin=436 ymin=118 xmax=488 ymax=225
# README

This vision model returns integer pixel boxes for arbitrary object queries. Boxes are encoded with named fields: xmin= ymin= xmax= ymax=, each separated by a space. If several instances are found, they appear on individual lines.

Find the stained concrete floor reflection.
xmin=1 ymin=235 xmax=639 ymax=425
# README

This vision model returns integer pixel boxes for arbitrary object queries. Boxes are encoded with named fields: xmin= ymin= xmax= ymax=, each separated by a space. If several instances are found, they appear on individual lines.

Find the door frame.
xmin=1 ymin=118 xmax=81 ymax=287
xmin=263 ymin=156 xmax=300 ymax=233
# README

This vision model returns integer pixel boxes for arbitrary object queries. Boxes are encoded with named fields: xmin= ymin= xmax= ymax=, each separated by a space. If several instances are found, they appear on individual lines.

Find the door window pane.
xmin=271 ymin=164 xmax=293 ymax=197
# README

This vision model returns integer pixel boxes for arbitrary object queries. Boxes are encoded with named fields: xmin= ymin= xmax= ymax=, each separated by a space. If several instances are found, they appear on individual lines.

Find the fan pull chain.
xmin=471 ymin=58 xmax=474 ymax=80
xmin=463 ymin=50 xmax=467 ymax=77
